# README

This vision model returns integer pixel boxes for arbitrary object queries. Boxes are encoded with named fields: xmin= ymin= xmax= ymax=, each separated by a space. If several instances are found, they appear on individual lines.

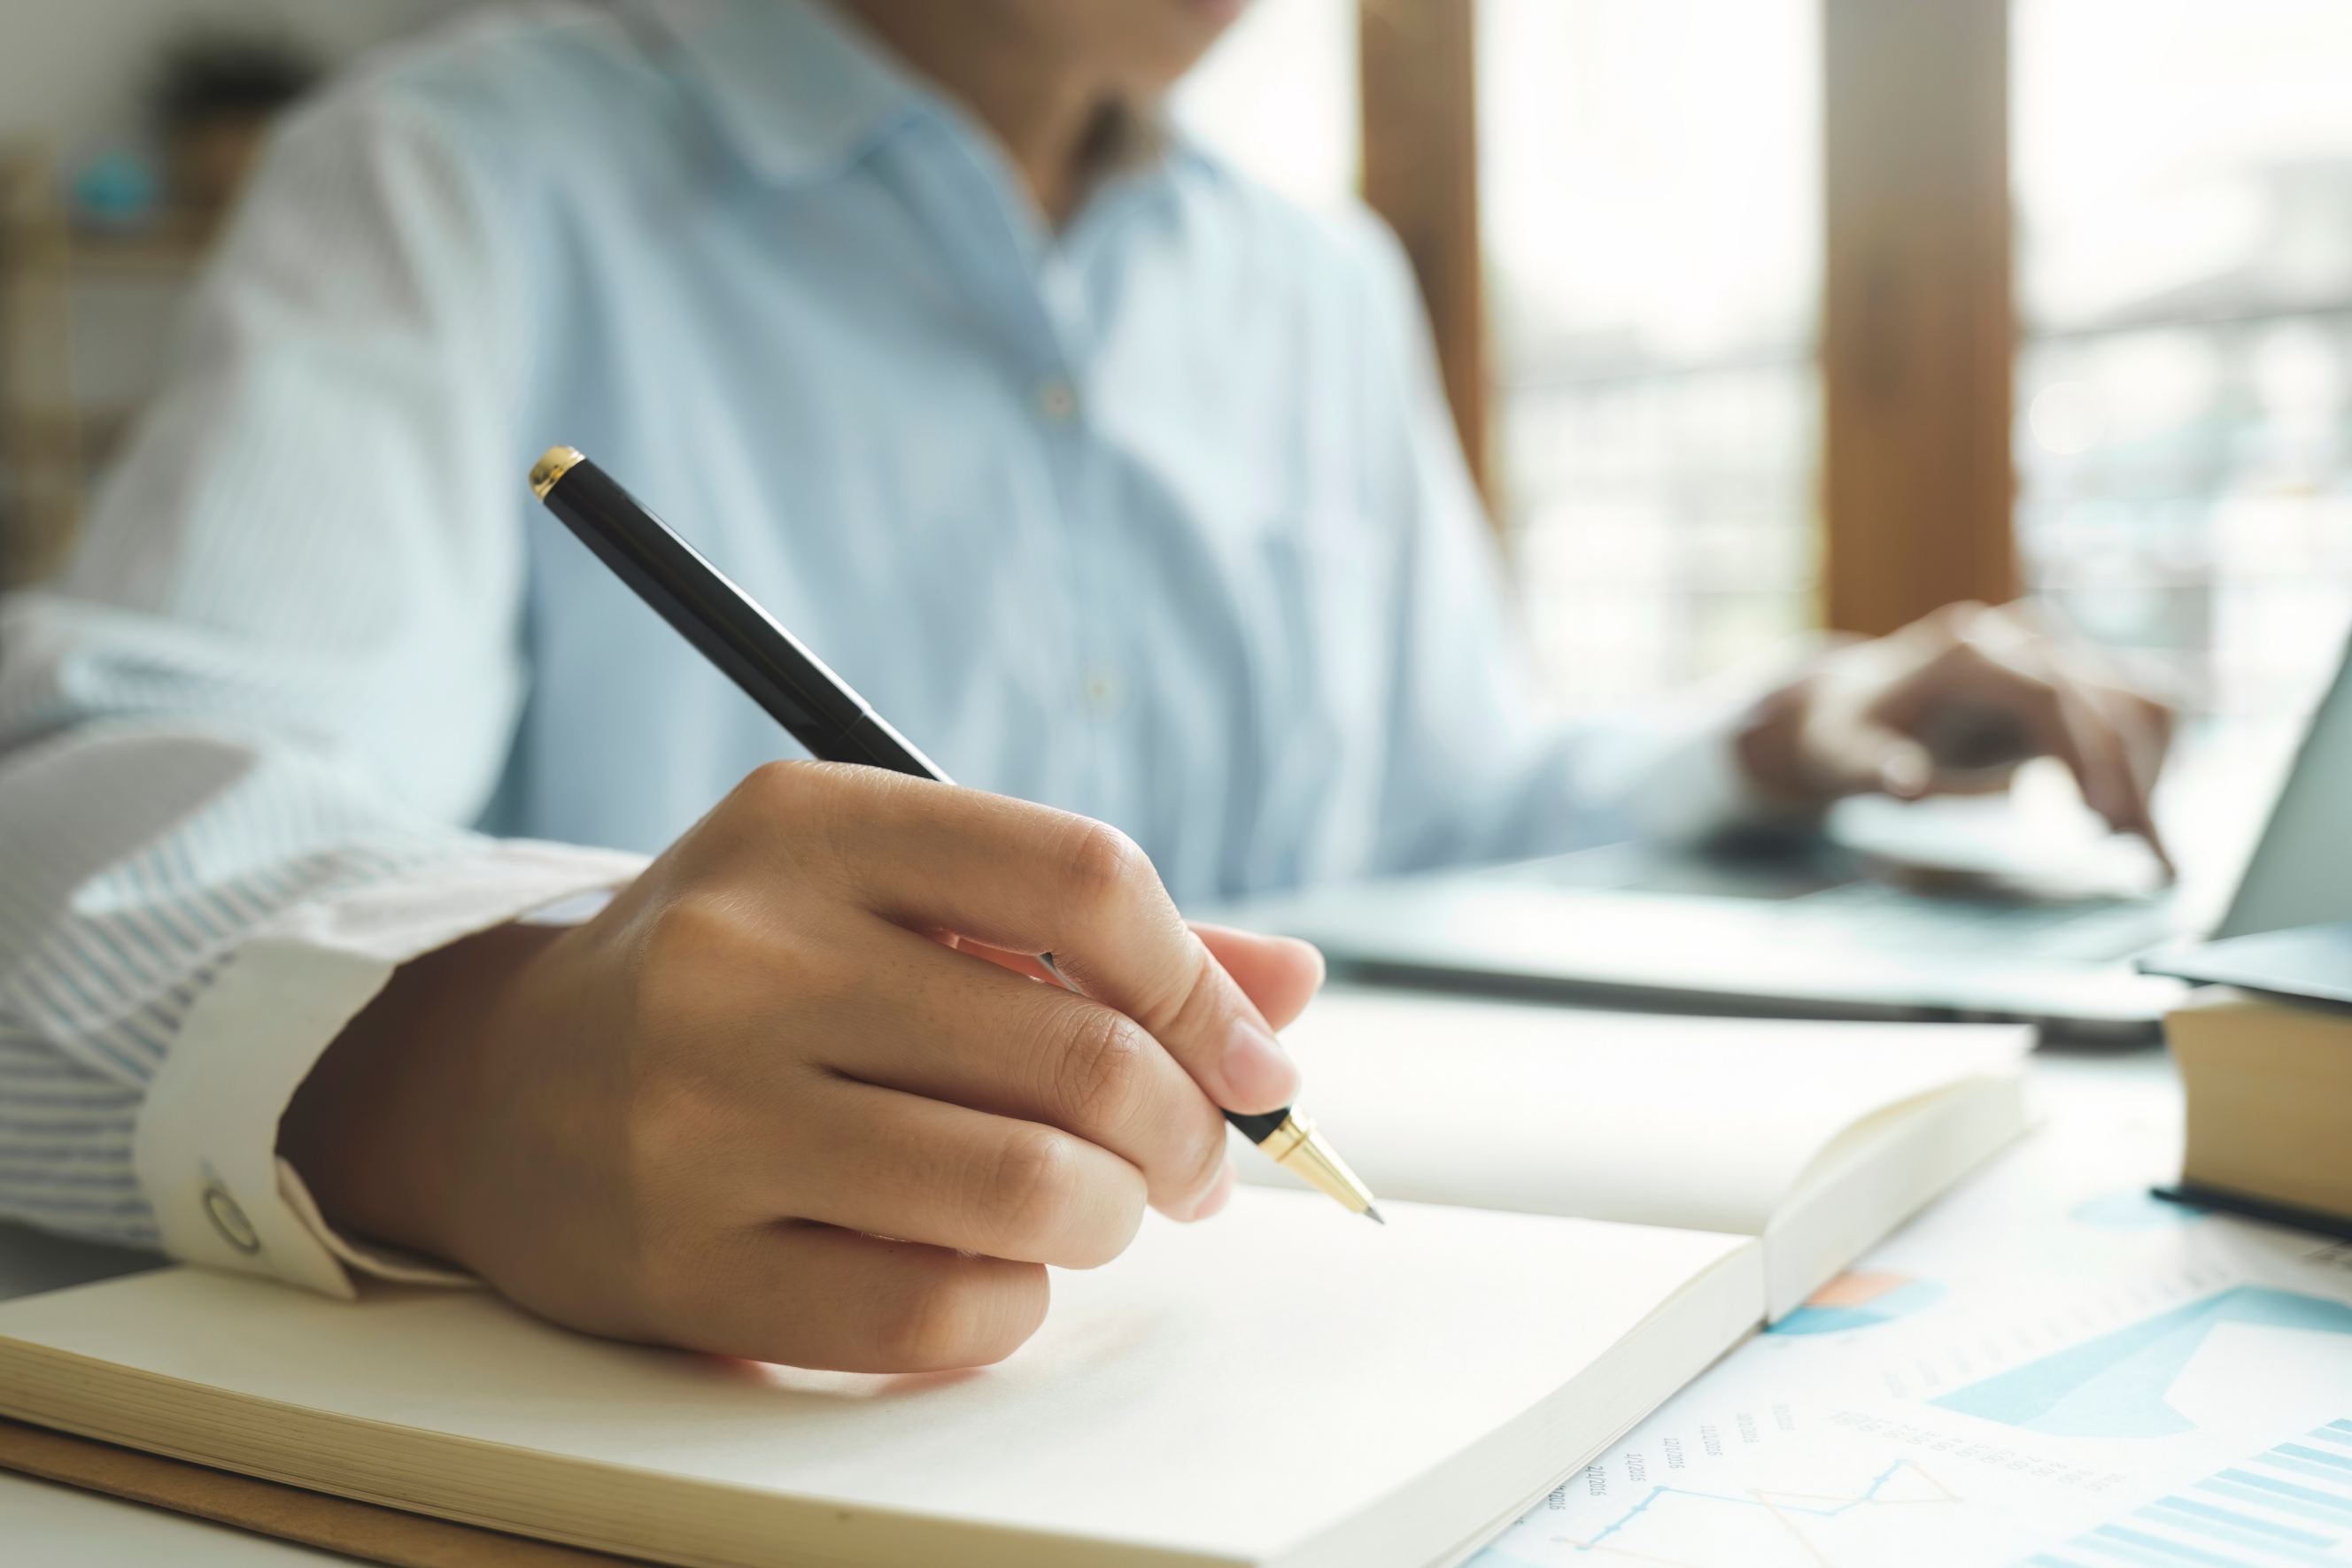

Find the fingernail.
xmin=1221 ymin=1017 xmax=1297 ymax=1111
xmin=1880 ymin=753 xmax=1929 ymax=798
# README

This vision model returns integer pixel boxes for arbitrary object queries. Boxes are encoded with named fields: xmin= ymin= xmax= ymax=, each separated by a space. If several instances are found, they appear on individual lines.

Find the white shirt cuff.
xmin=132 ymin=839 xmax=648 ymax=1299
xmin=1621 ymin=716 xmax=1762 ymax=846
xmin=1621 ymin=640 xmax=1837 ymax=845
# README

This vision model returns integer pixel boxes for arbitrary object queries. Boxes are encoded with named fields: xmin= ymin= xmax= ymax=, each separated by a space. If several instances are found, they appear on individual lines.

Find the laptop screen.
xmin=2216 ymin=637 xmax=2352 ymax=939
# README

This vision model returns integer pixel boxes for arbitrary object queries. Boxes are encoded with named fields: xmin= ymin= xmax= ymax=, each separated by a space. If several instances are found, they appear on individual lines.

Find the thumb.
xmin=1190 ymin=923 xmax=1327 ymax=1033
xmin=1863 ymin=730 xmax=1936 ymax=799
xmin=1787 ymin=714 xmax=1934 ymax=800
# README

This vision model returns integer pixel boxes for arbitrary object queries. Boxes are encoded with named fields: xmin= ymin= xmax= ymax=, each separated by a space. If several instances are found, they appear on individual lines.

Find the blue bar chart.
xmin=2027 ymin=1419 xmax=2352 ymax=1567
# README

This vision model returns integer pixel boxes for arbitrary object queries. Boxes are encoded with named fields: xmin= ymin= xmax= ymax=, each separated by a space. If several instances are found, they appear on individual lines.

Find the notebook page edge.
xmin=1759 ymin=1069 xmax=2032 ymax=1318
xmin=1420 ymin=1319 xmax=1768 ymax=1568
xmin=1260 ymin=993 xmax=2035 ymax=1239
xmin=0 ymin=1332 xmax=1240 ymax=1568
xmin=1268 ymin=1234 xmax=1765 ymax=1568
xmin=0 ymin=1199 xmax=1752 ymax=1568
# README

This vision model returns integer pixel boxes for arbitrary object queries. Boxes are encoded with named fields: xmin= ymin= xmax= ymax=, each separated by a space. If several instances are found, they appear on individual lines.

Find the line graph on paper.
xmin=1474 ymin=1260 xmax=2352 ymax=1567
xmin=1563 ymin=1456 xmax=1963 ymax=1566
xmin=1473 ymin=1400 xmax=2131 ymax=1568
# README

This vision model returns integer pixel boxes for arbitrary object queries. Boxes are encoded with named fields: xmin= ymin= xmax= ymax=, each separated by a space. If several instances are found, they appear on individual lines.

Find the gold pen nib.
xmin=1257 ymin=1113 xmax=1384 ymax=1222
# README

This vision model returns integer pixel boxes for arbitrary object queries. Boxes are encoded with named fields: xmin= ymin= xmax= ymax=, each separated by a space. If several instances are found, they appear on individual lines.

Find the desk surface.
xmin=6 ymin=1046 xmax=2348 ymax=1568
xmin=0 ymin=1468 xmax=339 ymax=1565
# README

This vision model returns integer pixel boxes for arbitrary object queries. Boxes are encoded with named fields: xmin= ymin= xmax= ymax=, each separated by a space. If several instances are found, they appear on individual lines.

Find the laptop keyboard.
xmin=1774 ymin=883 xmax=2175 ymax=962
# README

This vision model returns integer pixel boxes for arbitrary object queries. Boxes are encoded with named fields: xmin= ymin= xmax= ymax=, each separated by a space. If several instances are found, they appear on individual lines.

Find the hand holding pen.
xmin=528 ymin=446 xmax=1381 ymax=1224
xmin=277 ymin=448 xmax=1375 ymax=1379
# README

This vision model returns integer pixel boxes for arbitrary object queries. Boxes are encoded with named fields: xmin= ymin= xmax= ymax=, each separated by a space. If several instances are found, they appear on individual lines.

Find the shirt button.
xmin=1037 ymin=377 xmax=1079 ymax=422
xmin=1081 ymin=665 xmax=1126 ymax=718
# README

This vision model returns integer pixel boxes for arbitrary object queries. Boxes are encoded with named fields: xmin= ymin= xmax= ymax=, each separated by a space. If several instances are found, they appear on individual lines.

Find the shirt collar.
xmin=631 ymin=0 xmax=929 ymax=185
xmin=630 ymin=0 xmax=1215 ymax=193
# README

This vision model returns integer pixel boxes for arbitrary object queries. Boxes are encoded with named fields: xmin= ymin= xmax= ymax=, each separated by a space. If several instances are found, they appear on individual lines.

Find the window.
xmin=1480 ymin=0 xmax=1822 ymax=712
xmin=2015 ymin=0 xmax=2352 ymax=724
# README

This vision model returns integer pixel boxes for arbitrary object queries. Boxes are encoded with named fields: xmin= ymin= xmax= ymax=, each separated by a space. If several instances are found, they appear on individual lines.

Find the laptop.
xmin=1236 ymin=640 xmax=2352 ymax=1042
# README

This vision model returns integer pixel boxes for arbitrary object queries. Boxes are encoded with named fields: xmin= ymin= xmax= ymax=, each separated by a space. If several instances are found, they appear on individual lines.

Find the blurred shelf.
xmin=50 ymin=223 xmax=210 ymax=277
xmin=2 ymin=143 xmax=213 ymax=584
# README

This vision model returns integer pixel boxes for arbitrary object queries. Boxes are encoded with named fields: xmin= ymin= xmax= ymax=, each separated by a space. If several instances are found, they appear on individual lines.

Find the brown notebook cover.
xmin=0 ymin=1417 xmax=648 ymax=1568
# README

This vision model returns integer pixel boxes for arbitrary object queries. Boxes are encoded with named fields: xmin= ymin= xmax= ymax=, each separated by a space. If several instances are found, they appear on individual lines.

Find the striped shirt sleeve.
xmin=0 ymin=78 xmax=641 ymax=1293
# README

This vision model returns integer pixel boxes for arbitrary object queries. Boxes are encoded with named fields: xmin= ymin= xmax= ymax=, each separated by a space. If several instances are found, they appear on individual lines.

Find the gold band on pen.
xmin=1257 ymin=1113 xmax=1383 ymax=1222
xmin=530 ymin=445 xmax=586 ymax=501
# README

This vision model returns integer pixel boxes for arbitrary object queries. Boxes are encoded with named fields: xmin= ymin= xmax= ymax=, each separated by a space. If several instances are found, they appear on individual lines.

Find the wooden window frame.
xmin=1820 ymin=0 xmax=2015 ymax=634
xmin=1358 ymin=0 xmax=1488 ymax=502
xmin=1357 ymin=0 xmax=2019 ymax=635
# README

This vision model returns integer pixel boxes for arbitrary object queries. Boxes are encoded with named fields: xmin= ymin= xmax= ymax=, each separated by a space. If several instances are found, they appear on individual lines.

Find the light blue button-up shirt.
xmin=467 ymin=0 xmax=1626 ymax=895
xmin=0 ymin=0 xmax=1676 ymax=1265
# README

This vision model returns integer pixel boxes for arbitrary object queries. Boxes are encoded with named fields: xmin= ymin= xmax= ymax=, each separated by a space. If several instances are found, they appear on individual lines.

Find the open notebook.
xmin=0 ymin=1004 xmax=2029 ymax=1568
xmin=1246 ymin=989 xmax=2035 ymax=1319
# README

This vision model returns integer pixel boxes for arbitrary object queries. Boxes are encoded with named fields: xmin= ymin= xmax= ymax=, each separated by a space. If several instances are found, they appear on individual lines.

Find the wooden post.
xmin=1359 ymin=0 xmax=1488 ymax=500
xmin=1821 ymin=0 xmax=2015 ymax=635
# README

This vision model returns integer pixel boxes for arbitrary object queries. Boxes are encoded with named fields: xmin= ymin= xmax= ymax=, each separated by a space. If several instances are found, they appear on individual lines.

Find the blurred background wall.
xmin=0 ymin=0 xmax=476 ymax=587
xmin=0 ymin=2 xmax=469 ymax=152
xmin=6 ymin=0 xmax=2351 ymax=750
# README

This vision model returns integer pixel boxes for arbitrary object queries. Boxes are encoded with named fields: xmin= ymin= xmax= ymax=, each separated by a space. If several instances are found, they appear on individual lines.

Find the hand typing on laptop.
xmin=1732 ymin=601 xmax=2177 ymax=872
xmin=278 ymin=763 xmax=1323 ymax=1373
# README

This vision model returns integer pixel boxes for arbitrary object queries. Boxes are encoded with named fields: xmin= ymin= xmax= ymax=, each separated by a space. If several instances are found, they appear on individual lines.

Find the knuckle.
xmin=637 ymin=888 xmax=852 ymax=1027
xmin=1059 ymin=819 xmax=1151 ymax=913
xmin=727 ymin=760 xmax=886 ymax=865
xmin=875 ymin=1266 xmax=1046 ymax=1371
xmin=874 ymin=1275 xmax=972 ymax=1370
xmin=639 ymin=891 xmax=737 ymax=969
xmin=1051 ymin=1007 xmax=1153 ymax=1131
xmin=1125 ymin=937 xmax=1222 ymax=1055
xmin=1064 ymin=1175 xmax=1146 ymax=1271
xmin=733 ymin=759 xmax=812 ymax=815
xmin=1938 ymin=628 xmax=1994 ymax=668
xmin=984 ymin=1127 xmax=1082 ymax=1250
xmin=632 ymin=892 xmax=773 ymax=1031
xmin=1000 ymin=1267 xmax=1052 ymax=1351
xmin=1923 ymin=600 xmax=1984 ymax=641
xmin=1172 ymin=1116 xmax=1229 ymax=1206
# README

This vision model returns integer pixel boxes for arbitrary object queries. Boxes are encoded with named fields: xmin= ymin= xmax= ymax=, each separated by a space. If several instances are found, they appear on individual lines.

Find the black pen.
xmin=529 ymin=445 xmax=1383 ymax=1224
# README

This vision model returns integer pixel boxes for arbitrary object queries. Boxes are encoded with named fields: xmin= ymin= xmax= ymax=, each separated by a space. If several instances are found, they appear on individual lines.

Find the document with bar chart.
xmin=2031 ymin=1420 xmax=2352 ymax=1567
xmin=1471 ymin=1064 xmax=2352 ymax=1567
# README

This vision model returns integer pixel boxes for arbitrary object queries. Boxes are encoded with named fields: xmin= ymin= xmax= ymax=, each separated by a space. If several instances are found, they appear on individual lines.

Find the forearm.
xmin=0 ymin=703 xmax=642 ymax=1281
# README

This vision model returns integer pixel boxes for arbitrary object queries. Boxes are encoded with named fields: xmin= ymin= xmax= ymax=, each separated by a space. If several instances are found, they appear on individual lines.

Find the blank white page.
xmin=0 ymin=1190 xmax=1759 ymax=1568
xmin=1254 ymin=989 xmax=2029 ymax=1236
